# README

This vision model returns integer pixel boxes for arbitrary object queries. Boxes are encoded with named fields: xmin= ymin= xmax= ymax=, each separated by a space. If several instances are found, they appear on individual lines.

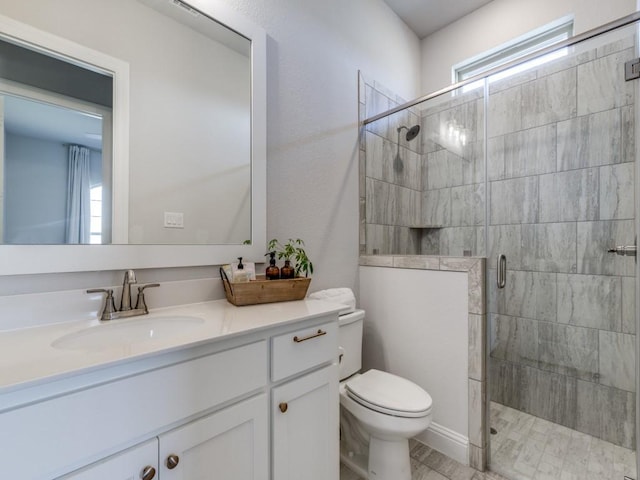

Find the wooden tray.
xmin=220 ymin=268 xmax=311 ymax=306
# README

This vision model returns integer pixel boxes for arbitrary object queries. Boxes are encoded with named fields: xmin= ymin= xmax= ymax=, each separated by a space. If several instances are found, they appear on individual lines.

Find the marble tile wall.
xmin=360 ymin=72 xmax=487 ymax=258
xmin=419 ymin=90 xmax=486 ymax=257
xmin=486 ymin=34 xmax=637 ymax=450
xmin=359 ymin=74 xmax=422 ymax=255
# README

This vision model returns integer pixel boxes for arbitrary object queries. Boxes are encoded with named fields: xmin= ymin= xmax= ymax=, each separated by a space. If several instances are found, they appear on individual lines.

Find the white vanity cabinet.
xmin=62 ymin=395 xmax=268 ymax=480
xmin=272 ymin=366 xmax=339 ymax=480
xmin=1 ymin=305 xmax=340 ymax=480
xmin=3 ymin=340 xmax=268 ymax=480
xmin=271 ymin=321 xmax=340 ymax=480
xmin=58 ymin=439 xmax=159 ymax=480
xmin=158 ymin=394 xmax=268 ymax=480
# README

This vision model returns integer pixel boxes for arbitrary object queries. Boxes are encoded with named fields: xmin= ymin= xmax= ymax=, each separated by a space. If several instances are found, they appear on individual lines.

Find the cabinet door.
xmin=159 ymin=394 xmax=268 ymax=480
xmin=272 ymin=365 xmax=339 ymax=480
xmin=57 ymin=438 xmax=158 ymax=480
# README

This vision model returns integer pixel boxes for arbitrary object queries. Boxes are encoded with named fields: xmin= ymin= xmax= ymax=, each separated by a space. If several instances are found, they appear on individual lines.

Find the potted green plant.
xmin=267 ymin=238 xmax=314 ymax=278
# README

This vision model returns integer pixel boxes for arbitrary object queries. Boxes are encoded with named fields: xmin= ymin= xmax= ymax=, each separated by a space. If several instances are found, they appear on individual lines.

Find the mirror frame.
xmin=0 ymin=0 xmax=266 ymax=275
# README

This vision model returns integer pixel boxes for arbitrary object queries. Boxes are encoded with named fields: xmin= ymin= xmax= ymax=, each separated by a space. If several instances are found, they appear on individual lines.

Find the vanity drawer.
xmin=271 ymin=320 xmax=337 ymax=381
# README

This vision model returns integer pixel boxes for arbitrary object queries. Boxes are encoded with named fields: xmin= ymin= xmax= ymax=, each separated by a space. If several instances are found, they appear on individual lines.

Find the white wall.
xmin=0 ymin=1 xmax=420 ymax=299
xmin=359 ymin=266 xmax=469 ymax=462
xmin=126 ymin=8 xmax=252 ymax=245
xmin=224 ymin=0 xmax=421 ymax=294
xmin=420 ymin=0 xmax=637 ymax=94
xmin=4 ymin=133 xmax=104 ymax=245
xmin=4 ymin=133 xmax=68 ymax=244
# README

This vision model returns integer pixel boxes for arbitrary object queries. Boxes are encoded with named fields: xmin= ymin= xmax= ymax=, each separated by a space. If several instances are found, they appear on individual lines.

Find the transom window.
xmin=453 ymin=17 xmax=574 ymax=91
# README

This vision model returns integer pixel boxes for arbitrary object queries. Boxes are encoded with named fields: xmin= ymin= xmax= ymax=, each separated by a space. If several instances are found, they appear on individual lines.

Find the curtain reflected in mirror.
xmin=66 ymin=145 xmax=95 ymax=244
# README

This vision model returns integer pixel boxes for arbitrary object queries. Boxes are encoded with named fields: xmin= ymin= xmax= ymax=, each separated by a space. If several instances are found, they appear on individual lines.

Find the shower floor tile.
xmin=490 ymin=402 xmax=637 ymax=480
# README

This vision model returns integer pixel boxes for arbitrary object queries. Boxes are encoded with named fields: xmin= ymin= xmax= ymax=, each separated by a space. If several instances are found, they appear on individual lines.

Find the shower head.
xmin=397 ymin=124 xmax=421 ymax=142
xmin=394 ymin=124 xmax=420 ymax=172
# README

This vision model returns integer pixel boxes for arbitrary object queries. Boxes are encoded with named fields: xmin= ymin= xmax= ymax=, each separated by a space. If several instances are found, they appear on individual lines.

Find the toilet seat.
xmin=344 ymin=369 xmax=432 ymax=418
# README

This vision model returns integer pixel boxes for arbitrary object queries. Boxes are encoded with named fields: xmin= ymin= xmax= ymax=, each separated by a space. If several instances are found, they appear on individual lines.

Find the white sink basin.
xmin=52 ymin=316 xmax=206 ymax=351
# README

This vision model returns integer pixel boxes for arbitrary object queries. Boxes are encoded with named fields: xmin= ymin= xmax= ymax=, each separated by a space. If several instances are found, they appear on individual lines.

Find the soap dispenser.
xmin=232 ymin=257 xmax=250 ymax=283
xmin=280 ymin=259 xmax=295 ymax=279
xmin=265 ymin=251 xmax=280 ymax=280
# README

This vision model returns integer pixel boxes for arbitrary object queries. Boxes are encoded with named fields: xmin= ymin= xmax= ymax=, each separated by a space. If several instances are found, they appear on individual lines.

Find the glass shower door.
xmin=487 ymin=22 xmax=638 ymax=480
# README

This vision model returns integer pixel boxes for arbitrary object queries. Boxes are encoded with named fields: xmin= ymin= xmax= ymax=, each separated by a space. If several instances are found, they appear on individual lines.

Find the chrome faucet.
xmin=87 ymin=270 xmax=160 ymax=321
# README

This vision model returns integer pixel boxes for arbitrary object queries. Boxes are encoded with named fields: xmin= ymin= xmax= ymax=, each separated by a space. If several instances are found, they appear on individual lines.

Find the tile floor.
xmin=340 ymin=403 xmax=638 ymax=480
xmin=490 ymin=402 xmax=637 ymax=480
xmin=340 ymin=439 xmax=508 ymax=480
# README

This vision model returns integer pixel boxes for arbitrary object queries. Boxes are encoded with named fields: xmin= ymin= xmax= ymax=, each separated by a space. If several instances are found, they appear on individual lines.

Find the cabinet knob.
xmin=166 ymin=454 xmax=180 ymax=470
xmin=279 ymin=402 xmax=288 ymax=413
xmin=141 ymin=466 xmax=156 ymax=480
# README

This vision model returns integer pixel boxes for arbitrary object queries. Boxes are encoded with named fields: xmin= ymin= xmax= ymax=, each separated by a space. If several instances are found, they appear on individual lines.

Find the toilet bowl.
xmin=338 ymin=310 xmax=432 ymax=480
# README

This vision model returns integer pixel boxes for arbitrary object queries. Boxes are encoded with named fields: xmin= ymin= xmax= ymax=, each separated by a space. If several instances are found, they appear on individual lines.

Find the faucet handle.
xmin=135 ymin=283 xmax=160 ymax=313
xmin=138 ymin=283 xmax=160 ymax=292
xmin=87 ymin=288 xmax=117 ymax=321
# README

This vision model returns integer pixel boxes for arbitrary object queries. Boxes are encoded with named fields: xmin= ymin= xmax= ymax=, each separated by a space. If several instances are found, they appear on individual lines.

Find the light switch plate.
xmin=164 ymin=211 xmax=184 ymax=229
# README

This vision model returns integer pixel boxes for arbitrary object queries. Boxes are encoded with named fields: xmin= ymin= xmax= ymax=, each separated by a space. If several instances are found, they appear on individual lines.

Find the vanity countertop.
xmin=0 ymin=299 xmax=343 ymax=394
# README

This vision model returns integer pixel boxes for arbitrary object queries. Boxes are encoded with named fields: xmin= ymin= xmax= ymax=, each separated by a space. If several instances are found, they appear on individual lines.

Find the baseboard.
xmin=414 ymin=422 xmax=469 ymax=466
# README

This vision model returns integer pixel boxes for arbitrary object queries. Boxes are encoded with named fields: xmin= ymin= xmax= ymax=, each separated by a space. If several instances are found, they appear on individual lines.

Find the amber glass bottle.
xmin=265 ymin=251 xmax=280 ymax=280
xmin=281 ymin=259 xmax=295 ymax=279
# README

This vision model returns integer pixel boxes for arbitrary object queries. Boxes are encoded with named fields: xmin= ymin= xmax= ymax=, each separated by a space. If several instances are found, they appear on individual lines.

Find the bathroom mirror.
xmin=0 ymin=0 xmax=266 ymax=275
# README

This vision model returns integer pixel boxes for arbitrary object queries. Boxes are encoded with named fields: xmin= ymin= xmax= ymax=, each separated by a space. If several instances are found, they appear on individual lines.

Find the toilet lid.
xmin=345 ymin=369 xmax=432 ymax=418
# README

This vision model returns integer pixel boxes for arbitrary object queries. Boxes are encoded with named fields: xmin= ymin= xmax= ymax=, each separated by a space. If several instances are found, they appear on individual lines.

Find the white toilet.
xmin=338 ymin=309 xmax=433 ymax=480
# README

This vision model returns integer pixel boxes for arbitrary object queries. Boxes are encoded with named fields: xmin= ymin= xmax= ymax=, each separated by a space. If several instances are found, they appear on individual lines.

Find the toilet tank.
xmin=338 ymin=309 xmax=364 ymax=380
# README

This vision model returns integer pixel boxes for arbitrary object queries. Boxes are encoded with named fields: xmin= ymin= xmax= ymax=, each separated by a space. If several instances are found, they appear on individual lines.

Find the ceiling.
xmin=4 ymin=95 xmax=103 ymax=151
xmin=383 ymin=0 xmax=494 ymax=38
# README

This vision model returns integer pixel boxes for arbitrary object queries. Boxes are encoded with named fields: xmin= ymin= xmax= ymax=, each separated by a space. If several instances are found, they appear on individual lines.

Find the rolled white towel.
xmin=308 ymin=288 xmax=356 ymax=314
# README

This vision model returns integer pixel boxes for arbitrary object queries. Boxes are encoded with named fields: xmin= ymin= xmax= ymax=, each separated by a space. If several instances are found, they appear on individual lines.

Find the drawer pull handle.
xmin=141 ymin=466 xmax=156 ymax=480
xmin=293 ymin=329 xmax=326 ymax=343
xmin=166 ymin=454 xmax=180 ymax=470
xmin=279 ymin=402 xmax=288 ymax=413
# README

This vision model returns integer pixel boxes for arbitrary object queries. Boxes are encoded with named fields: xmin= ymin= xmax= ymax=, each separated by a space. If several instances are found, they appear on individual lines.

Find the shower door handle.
xmin=607 ymin=245 xmax=637 ymax=256
xmin=497 ymin=254 xmax=506 ymax=289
